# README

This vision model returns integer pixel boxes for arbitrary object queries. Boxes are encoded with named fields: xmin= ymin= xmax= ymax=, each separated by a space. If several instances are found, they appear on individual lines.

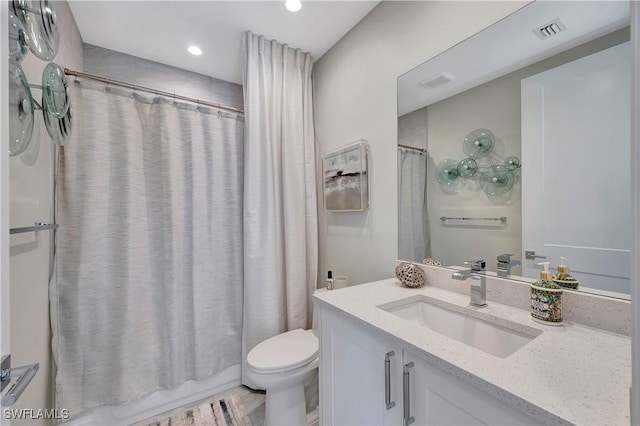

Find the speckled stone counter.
xmin=314 ymin=278 xmax=631 ymax=425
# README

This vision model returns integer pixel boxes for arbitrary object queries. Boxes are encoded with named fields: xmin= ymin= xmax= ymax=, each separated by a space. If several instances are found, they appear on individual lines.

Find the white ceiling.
xmin=68 ymin=1 xmax=379 ymax=84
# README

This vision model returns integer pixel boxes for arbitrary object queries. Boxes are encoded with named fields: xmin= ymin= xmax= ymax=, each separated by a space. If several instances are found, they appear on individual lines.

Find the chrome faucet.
xmin=451 ymin=260 xmax=487 ymax=307
xmin=497 ymin=254 xmax=521 ymax=277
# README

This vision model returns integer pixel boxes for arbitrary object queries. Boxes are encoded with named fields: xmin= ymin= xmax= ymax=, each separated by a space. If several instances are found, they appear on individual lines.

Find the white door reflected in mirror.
xmin=521 ymin=42 xmax=631 ymax=295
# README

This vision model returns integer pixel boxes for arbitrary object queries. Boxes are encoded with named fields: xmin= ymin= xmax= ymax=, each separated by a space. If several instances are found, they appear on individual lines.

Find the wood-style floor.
xmin=137 ymin=373 xmax=319 ymax=426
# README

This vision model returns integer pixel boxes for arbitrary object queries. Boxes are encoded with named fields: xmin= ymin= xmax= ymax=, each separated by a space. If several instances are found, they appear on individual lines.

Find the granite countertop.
xmin=314 ymin=278 xmax=631 ymax=426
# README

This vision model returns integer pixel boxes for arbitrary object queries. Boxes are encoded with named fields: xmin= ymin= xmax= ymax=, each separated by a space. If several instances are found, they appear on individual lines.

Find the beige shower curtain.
xmin=51 ymin=84 xmax=245 ymax=418
xmin=241 ymin=31 xmax=318 ymax=385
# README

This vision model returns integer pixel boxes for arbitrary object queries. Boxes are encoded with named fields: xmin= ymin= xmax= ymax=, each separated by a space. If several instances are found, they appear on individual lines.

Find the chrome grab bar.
xmin=1 ymin=355 xmax=40 ymax=406
xmin=10 ymin=222 xmax=58 ymax=235
xmin=403 ymin=362 xmax=415 ymax=426
xmin=440 ymin=216 xmax=507 ymax=223
xmin=385 ymin=351 xmax=396 ymax=410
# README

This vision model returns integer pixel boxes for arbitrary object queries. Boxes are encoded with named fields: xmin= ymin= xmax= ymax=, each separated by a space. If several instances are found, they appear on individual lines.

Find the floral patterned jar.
xmin=531 ymin=265 xmax=563 ymax=324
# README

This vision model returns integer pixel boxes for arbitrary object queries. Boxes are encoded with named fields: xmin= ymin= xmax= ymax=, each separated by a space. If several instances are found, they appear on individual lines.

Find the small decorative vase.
xmin=395 ymin=262 xmax=426 ymax=288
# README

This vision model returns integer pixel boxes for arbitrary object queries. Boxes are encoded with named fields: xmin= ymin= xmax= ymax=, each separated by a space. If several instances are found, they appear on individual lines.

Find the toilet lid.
xmin=247 ymin=328 xmax=318 ymax=373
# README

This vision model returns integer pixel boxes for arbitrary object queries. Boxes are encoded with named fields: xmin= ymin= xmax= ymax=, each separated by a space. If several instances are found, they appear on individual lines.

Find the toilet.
xmin=246 ymin=291 xmax=323 ymax=426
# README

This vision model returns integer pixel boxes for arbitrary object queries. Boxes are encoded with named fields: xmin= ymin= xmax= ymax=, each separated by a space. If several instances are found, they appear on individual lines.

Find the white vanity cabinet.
xmin=403 ymin=351 xmax=538 ymax=425
xmin=319 ymin=306 xmax=540 ymax=426
xmin=319 ymin=305 xmax=403 ymax=424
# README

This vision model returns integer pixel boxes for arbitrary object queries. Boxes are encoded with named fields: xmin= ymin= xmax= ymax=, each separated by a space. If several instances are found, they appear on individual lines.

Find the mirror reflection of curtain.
xmin=398 ymin=148 xmax=430 ymax=262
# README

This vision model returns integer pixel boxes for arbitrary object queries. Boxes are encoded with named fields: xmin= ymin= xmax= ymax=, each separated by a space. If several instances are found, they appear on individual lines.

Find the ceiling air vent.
xmin=533 ymin=18 xmax=567 ymax=40
xmin=418 ymin=72 xmax=455 ymax=89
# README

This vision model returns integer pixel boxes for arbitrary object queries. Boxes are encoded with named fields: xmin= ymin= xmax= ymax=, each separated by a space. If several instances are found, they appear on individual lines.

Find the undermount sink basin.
xmin=378 ymin=295 xmax=541 ymax=358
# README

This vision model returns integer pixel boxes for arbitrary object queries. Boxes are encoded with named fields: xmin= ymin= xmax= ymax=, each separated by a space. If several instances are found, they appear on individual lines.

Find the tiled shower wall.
xmin=82 ymin=44 xmax=243 ymax=110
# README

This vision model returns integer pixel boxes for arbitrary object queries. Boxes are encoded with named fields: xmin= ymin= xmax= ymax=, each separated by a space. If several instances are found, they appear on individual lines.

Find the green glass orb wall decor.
xmin=42 ymin=62 xmax=70 ymax=118
xmin=505 ymin=155 xmax=521 ymax=171
xmin=12 ymin=0 xmax=60 ymax=61
xmin=435 ymin=128 xmax=521 ymax=197
xmin=9 ymin=64 xmax=35 ymax=157
xmin=480 ymin=165 xmax=515 ymax=196
xmin=463 ymin=128 xmax=494 ymax=159
xmin=9 ymin=12 xmax=30 ymax=63
xmin=7 ymin=0 xmax=74 ymax=156
xmin=457 ymin=157 xmax=478 ymax=177
xmin=435 ymin=159 xmax=460 ymax=186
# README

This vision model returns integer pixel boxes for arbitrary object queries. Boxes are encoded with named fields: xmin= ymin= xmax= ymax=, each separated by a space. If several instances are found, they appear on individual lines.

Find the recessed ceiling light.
xmin=285 ymin=0 xmax=301 ymax=12
xmin=188 ymin=45 xmax=202 ymax=56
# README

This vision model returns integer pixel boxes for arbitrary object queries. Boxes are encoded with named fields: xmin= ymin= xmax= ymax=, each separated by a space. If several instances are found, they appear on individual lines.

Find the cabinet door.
xmin=403 ymin=352 xmax=540 ymax=426
xmin=319 ymin=307 xmax=402 ymax=425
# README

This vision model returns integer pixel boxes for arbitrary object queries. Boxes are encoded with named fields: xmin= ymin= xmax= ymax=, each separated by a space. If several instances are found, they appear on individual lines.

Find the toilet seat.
xmin=247 ymin=328 xmax=318 ymax=374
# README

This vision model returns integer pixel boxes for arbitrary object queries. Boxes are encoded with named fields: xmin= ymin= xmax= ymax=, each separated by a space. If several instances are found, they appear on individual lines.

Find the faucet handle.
xmin=498 ymin=254 xmax=521 ymax=266
xmin=464 ymin=260 xmax=486 ymax=271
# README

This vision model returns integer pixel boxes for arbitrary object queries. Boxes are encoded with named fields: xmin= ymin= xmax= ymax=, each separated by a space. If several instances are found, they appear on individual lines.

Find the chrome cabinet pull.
xmin=384 ymin=351 xmax=396 ymax=410
xmin=403 ymin=361 xmax=415 ymax=425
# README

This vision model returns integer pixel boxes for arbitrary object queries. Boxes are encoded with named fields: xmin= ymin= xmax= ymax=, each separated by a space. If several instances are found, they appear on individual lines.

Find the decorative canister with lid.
xmin=552 ymin=257 xmax=579 ymax=289
xmin=531 ymin=262 xmax=562 ymax=324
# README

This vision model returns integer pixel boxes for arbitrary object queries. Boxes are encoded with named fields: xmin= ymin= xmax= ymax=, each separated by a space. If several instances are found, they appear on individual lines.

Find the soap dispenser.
xmin=530 ymin=262 xmax=563 ymax=324
xmin=553 ymin=257 xmax=579 ymax=289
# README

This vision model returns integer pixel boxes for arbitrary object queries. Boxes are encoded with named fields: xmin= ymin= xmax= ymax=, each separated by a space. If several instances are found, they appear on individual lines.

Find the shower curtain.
xmin=51 ymin=84 xmax=244 ymax=418
xmin=398 ymin=148 xmax=430 ymax=262
xmin=241 ymin=31 xmax=317 ymax=385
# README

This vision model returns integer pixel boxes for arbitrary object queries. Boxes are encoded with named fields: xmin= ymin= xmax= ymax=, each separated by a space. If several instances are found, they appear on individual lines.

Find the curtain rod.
xmin=64 ymin=68 xmax=244 ymax=115
xmin=398 ymin=143 xmax=426 ymax=153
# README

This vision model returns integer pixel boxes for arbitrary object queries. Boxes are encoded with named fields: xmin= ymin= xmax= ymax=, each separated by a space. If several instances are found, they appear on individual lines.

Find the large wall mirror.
xmin=397 ymin=1 xmax=631 ymax=299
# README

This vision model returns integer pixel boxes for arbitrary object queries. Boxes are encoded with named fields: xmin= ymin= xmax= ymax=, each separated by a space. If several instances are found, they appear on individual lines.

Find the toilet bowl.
xmin=246 ymin=328 xmax=319 ymax=425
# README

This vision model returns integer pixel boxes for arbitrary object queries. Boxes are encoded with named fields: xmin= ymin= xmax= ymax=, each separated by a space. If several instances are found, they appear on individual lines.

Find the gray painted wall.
xmin=313 ymin=1 xmax=528 ymax=288
xmin=83 ymin=44 xmax=243 ymax=110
